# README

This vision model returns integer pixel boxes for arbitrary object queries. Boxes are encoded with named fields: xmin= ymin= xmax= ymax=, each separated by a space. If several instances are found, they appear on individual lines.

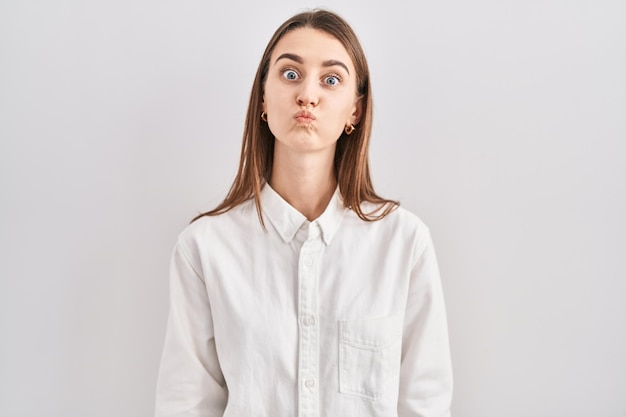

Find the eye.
xmin=282 ymin=69 xmax=299 ymax=81
xmin=323 ymin=74 xmax=341 ymax=86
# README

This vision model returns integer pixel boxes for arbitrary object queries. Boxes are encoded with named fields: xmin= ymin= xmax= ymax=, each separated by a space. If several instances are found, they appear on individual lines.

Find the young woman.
xmin=155 ymin=9 xmax=453 ymax=417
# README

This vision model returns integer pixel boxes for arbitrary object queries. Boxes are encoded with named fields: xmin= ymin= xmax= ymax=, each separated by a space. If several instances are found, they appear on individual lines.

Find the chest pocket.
xmin=338 ymin=314 xmax=403 ymax=401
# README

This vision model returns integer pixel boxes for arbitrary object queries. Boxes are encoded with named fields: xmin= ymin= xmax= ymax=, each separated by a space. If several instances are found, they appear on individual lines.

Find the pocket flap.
xmin=340 ymin=313 xmax=403 ymax=351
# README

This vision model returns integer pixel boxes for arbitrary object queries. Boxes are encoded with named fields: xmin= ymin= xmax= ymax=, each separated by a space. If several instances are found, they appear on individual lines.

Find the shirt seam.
xmin=410 ymin=226 xmax=431 ymax=272
xmin=176 ymin=238 xmax=205 ymax=283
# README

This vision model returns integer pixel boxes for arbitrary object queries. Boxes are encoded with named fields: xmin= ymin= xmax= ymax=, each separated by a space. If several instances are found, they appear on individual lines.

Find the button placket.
xmin=297 ymin=222 xmax=322 ymax=417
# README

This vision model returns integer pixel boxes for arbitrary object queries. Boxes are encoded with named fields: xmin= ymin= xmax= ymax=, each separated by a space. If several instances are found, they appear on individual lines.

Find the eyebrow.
xmin=274 ymin=53 xmax=350 ymax=75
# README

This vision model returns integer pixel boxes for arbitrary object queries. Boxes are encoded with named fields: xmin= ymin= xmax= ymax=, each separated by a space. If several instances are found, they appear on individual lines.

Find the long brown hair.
xmin=192 ymin=9 xmax=397 ymax=224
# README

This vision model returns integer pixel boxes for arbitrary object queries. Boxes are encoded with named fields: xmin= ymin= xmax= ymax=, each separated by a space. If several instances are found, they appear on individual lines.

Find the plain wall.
xmin=1 ymin=1 xmax=624 ymax=416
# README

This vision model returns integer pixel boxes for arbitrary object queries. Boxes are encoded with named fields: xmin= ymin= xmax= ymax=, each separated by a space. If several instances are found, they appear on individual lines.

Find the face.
xmin=262 ymin=27 xmax=362 ymax=155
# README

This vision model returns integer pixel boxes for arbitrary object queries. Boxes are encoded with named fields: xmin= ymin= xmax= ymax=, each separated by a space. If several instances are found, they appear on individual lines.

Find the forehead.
xmin=270 ymin=27 xmax=355 ymax=71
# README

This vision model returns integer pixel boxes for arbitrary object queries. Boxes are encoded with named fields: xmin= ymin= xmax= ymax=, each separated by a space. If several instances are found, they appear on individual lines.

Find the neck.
xmin=269 ymin=144 xmax=337 ymax=221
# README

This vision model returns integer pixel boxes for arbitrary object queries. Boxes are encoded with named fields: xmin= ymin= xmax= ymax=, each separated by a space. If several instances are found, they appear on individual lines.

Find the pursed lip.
xmin=294 ymin=110 xmax=316 ymax=122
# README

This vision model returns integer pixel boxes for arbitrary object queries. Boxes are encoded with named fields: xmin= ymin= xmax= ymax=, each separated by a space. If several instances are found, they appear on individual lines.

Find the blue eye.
xmin=283 ymin=69 xmax=299 ymax=80
xmin=324 ymin=75 xmax=340 ymax=86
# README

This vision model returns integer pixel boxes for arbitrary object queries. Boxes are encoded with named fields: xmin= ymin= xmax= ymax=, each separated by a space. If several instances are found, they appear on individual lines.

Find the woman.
xmin=155 ymin=9 xmax=453 ymax=417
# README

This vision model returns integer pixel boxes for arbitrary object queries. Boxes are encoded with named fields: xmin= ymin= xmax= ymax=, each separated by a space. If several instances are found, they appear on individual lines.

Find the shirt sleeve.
xmin=155 ymin=240 xmax=228 ymax=417
xmin=397 ymin=230 xmax=453 ymax=417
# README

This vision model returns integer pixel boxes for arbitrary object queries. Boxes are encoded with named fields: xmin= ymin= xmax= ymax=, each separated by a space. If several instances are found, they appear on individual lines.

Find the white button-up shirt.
xmin=155 ymin=185 xmax=452 ymax=417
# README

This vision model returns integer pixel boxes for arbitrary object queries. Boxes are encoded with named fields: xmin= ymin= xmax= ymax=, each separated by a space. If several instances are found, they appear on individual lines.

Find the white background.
xmin=1 ymin=1 xmax=625 ymax=416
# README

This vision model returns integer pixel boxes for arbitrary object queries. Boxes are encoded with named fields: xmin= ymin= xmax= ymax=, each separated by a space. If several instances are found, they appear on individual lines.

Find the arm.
xmin=397 ymin=231 xmax=453 ymax=417
xmin=155 ymin=241 xmax=227 ymax=417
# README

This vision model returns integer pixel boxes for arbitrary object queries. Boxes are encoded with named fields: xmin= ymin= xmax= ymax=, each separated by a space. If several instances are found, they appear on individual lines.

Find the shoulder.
xmin=175 ymin=199 xmax=258 ymax=256
xmin=357 ymin=201 xmax=429 ymax=234
xmin=382 ymin=204 xmax=428 ymax=231
xmin=349 ymin=202 xmax=433 ymax=260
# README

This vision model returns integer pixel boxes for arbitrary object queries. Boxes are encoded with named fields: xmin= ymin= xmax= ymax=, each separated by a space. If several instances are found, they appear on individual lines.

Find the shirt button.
xmin=304 ymin=379 xmax=315 ymax=388
xmin=304 ymin=257 xmax=313 ymax=267
xmin=303 ymin=316 xmax=316 ymax=326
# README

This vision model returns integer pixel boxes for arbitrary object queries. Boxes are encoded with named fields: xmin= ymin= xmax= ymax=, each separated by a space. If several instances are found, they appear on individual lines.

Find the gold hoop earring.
xmin=260 ymin=111 xmax=268 ymax=122
xmin=345 ymin=124 xmax=355 ymax=135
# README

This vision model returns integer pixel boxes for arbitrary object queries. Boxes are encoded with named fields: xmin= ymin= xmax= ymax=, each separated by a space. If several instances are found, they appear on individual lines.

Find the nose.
xmin=296 ymin=79 xmax=319 ymax=107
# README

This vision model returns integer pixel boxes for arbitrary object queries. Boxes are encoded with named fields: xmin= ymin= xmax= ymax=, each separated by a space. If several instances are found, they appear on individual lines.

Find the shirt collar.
xmin=261 ymin=183 xmax=346 ymax=245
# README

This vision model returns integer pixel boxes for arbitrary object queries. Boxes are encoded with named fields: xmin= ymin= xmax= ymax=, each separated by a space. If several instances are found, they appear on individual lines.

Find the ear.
xmin=349 ymin=96 xmax=363 ymax=125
